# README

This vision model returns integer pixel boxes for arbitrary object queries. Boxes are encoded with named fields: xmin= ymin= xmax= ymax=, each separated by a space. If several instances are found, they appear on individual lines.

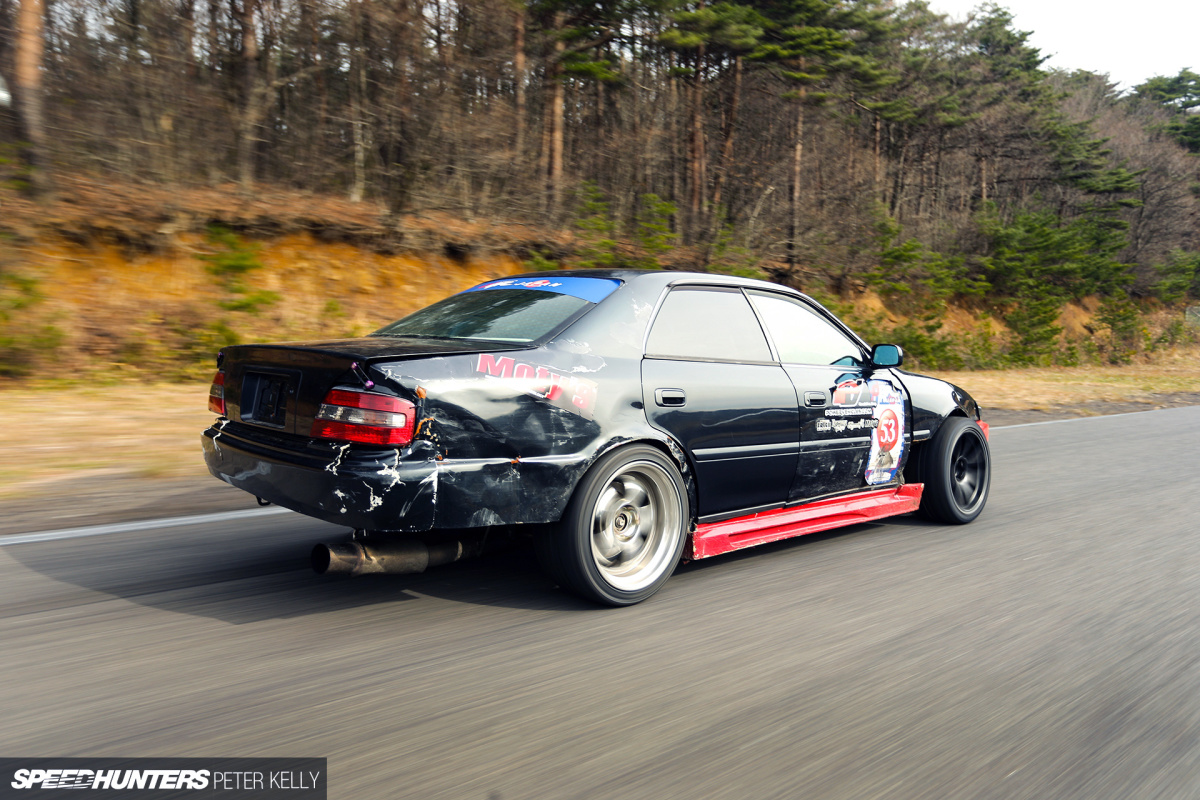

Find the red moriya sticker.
xmin=475 ymin=354 xmax=599 ymax=419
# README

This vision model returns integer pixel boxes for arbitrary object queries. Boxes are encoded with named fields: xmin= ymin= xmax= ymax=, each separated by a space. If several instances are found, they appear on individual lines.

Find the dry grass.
xmin=4 ymin=352 xmax=1199 ymax=498
xmin=0 ymin=384 xmax=216 ymax=499
xmin=931 ymin=347 xmax=1200 ymax=410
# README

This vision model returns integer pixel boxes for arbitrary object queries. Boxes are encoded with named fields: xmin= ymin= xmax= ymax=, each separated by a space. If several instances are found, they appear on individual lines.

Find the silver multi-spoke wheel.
xmin=539 ymin=445 xmax=689 ymax=606
xmin=589 ymin=461 xmax=683 ymax=592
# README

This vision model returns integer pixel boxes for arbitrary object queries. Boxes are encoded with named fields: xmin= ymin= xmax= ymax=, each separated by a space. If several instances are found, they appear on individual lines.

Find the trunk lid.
xmin=219 ymin=336 xmax=523 ymax=437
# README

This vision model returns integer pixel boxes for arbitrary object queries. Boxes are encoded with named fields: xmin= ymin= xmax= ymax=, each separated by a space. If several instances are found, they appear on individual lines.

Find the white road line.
xmin=0 ymin=506 xmax=293 ymax=546
xmin=992 ymin=405 xmax=1193 ymax=430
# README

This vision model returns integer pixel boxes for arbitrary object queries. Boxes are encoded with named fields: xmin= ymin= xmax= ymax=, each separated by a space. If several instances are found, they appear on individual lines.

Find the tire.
xmin=541 ymin=445 xmax=689 ymax=606
xmin=912 ymin=416 xmax=990 ymax=524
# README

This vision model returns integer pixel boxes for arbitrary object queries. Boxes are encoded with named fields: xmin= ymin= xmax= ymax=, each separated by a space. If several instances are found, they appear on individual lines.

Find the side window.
xmin=747 ymin=291 xmax=864 ymax=366
xmin=646 ymin=287 xmax=772 ymax=362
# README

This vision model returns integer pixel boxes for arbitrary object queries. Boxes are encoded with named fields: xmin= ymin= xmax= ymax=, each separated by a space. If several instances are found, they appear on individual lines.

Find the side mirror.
xmin=870 ymin=343 xmax=904 ymax=369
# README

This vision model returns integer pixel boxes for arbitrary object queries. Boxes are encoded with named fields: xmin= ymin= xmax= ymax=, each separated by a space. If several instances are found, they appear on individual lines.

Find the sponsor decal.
xmin=824 ymin=407 xmax=873 ymax=417
xmin=475 ymin=353 xmax=599 ymax=419
xmin=1 ymin=759 xmax=325 ymax=798
xmin=864 ymin=380 xmax=906 ymax=485
xmin=825 ymin=418 xmax=878 ymax=434
xmin=462 ymin=276 xmax=621 ymax=304
xmin=832 ymin=379 xmax=870 ymax=407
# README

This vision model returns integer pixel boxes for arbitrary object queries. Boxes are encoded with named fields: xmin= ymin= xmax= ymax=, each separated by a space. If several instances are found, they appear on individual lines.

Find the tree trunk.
xmin=889 ymin=140 xmax=907 ymax=218
xmin=787 ymin=95 xmax=805 ymax=271
xmin=546 ymin=11 xmax=565 ymax=220
xmin=874 ymin=115 xmax=882 ymax=201
xmin=513 ymin=7 xmax=525 ymax=157
xmin=710 ymin=54 xmax=741 ymax=225
xmin=382 ymin=0 xmax=413 ymax=215
xmin=687 ymin=44 xmax=706 ymax=244
xmin=348 ymin=0 xmax=366 ymax=202
xmin=14 ymin=0 xmax=48 ymax=193
xmin=179 ymin=0 xmax=196 ymax=79
xmin=669 ymin=51 xmax=681 ymax=235
xmin=207 ymin=0 xmax=219 ymax=75
xmin=234 ymin=0 xmax=260 ymax=189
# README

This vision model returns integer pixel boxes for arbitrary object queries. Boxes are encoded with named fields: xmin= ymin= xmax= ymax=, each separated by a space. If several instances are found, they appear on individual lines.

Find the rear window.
xmin=371 ymin=278 xmax=620 ymax=344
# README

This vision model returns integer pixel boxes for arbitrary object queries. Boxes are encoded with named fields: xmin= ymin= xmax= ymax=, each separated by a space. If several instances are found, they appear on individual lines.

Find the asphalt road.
xmin=2 ymin=408 xmax=1199 ymax=799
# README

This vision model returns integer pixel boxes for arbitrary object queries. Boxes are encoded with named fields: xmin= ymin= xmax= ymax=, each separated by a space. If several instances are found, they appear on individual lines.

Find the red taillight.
xmin=208 ymin=371 xmax=226 ymax=416
xmin=311 ymin=389 xmax=416 ymax=446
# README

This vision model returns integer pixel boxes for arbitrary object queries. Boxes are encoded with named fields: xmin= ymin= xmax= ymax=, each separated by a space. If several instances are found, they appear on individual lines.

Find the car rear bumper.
xmin=201 ymin=423 xmax=437 ymax=532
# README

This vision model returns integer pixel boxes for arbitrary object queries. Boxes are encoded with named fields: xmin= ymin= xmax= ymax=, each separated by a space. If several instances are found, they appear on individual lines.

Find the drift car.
xmin=202 ymin=270 xmax=990 ymax=606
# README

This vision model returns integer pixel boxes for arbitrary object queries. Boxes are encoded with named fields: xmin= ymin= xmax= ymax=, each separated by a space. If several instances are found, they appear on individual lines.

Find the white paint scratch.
xmin=570 ymin=358 xmax=606 ymax=374
xmin=559 ymin=338 xmax=592 ymax=354
xmin=325 ymin=443 xmax=351 ymax=475
xmin=211 ymin=419 xmax=228 ymax=455
xmin=364 ymin=481 xmax=384 ymax=511
xmin=377 ymin=449 xmax=405 ymax=490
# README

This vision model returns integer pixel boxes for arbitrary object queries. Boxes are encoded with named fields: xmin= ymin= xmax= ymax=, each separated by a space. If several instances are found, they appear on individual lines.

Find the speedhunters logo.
xmin=0 ymin=760 xmax=325 ymax=799
xmin=11 ymin=770 xmax=211 ymax=790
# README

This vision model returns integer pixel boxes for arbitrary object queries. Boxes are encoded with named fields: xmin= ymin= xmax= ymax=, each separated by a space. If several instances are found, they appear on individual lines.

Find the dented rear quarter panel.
xmin=337 ymin=275 xmax=681 ymax=530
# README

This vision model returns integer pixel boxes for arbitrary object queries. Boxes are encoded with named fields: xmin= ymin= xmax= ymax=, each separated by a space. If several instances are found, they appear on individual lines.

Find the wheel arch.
xmin=587 ymin=433 xmax=699 ymax=527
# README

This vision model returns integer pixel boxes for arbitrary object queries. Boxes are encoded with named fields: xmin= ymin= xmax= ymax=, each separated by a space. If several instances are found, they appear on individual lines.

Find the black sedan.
xmin=202 ymin=270 xmax=990 ymax=605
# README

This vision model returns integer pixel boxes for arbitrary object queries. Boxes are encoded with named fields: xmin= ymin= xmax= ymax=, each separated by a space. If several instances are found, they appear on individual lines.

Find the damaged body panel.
xmin=202 ymin=269 xmax=990 ymax=605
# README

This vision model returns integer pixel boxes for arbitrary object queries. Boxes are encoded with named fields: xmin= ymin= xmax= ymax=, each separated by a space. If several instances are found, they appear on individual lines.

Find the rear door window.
xmin=645 ymin=287 xmax=772 ymax=362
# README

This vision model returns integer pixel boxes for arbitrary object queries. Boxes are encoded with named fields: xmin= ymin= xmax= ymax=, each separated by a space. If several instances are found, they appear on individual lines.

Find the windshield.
xmin=372 ymin=285 xmax=611 ymax=343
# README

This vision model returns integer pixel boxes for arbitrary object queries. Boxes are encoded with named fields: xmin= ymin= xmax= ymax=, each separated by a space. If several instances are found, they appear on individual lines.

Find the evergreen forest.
xmin=2 ymin=0 xmax=1200 ymax=370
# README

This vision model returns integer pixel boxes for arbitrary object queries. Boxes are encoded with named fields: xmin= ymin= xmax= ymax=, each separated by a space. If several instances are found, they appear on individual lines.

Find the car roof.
xmin=498 ymin=268 xmax=806 ymax=297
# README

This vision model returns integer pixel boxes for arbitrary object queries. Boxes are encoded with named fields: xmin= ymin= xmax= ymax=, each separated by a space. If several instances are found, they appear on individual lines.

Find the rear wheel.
xmin=540 ymin=445 xmax=689 ymax=606
xmin=912 ymin=416 xmax=990 ymax=524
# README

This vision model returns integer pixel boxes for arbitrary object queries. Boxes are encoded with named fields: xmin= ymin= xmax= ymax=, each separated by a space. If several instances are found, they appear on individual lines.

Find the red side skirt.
xmin=689 ymin=483 xmax=924 ymax=560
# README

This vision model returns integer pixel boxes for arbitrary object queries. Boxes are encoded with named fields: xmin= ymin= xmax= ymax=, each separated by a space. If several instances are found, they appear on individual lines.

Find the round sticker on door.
xmin=865 ymin=381 xmax=905 ymax=485
xmin=877 ymin=409 xmax=900 ymax=450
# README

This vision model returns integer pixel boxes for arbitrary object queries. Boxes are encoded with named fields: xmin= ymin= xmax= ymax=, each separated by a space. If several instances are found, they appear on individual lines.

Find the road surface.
xmin=2 ymin=407 xmax=1199 ymax=799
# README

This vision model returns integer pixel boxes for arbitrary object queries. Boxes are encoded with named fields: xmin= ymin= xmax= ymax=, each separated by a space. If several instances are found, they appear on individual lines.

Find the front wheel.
xmin=540 ymin=445 xmax=689 ymax=606
xmin=912 ymin=416 xmax=990 ymax=524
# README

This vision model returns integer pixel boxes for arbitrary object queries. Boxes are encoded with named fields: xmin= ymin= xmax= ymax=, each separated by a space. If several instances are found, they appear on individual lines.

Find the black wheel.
xmin=912 ymin=416 xmax=990 ymax=524
xmin=539 ymin=445 xmax=689 ymax=606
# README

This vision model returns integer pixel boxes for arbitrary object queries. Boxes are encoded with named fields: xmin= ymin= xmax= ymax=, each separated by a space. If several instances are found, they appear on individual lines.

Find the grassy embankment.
xmin=0 ymin=220 xmax=525 ymax=498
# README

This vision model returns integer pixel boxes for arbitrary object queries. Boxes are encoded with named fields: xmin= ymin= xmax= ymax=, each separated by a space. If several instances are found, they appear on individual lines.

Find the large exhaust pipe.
xmin=312 ymin=536 xmax=490 ymax=576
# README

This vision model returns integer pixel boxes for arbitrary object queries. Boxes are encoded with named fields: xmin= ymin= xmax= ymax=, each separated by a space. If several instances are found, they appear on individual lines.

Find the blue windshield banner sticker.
xmin=463 ymin=277 xmax=621 ymax=304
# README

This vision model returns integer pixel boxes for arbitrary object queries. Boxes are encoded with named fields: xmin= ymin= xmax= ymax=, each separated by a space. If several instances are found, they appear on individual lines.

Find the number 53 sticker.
xmin=865 ymin=383 xmax=905 ymax=485
xmin=877 ymin=409 xmax=900 ymax=450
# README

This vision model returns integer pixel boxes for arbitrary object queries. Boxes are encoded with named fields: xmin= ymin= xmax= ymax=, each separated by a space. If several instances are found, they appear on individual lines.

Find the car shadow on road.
xmin=5 ymin=513 xmax=943 ymax=624
xmin=3 ymin=532 xmax=600 ymax=625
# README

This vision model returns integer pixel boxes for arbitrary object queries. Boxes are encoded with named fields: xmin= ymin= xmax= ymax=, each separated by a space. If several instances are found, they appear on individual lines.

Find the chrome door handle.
xmin=655 ymin=388 xmax=687 ymax=407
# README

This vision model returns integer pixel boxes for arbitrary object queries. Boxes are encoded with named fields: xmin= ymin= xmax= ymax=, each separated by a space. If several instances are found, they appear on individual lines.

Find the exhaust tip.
xmin=311 ymin=543 xmax=334 ymax=574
